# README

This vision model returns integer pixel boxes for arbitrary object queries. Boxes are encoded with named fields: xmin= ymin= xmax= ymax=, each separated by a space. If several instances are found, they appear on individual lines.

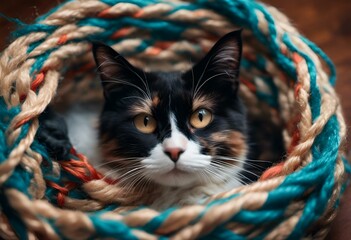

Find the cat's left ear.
xmin=92 ymin=42 xmax=143 ymax=98
xmin=184 ymin=30 xmax=242 ymax=92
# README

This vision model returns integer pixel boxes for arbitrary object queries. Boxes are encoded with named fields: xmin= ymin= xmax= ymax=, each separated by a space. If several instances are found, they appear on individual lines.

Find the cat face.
xmin=93 ymin=30 xmax=247 ymax=188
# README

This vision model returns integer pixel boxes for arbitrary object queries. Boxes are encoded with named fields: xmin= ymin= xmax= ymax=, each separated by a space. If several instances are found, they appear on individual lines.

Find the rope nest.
xmin=0 ymin=0 xmax=348 ymax=239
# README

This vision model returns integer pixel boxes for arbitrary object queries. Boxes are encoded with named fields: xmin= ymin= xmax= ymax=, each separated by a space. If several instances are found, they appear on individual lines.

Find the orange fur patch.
xmin=192 ymin=95 xmax=215 ymax=111
xmin=209 ymin=130 xmax=247 ymax=162
xmin=99 ymin=134 xmax=160 ymax=206
xmin=100 ymin=136 xmax=120 ymax=162
xmin=152 ymin=94 xmax=160 ymax=107
xmin=129 ymin=99 xmax=153 ymax=115
xmin=99 ymin=136 xmax=140 ymax=173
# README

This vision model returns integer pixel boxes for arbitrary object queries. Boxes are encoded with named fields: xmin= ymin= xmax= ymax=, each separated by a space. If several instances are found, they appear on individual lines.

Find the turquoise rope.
xmin=142 ymin=208 xmax=176 ymax=232
xmin=203 ymin=227 xmax=245 ymax=240
xmin=283 ymin=34 xmax=321 ymax=122
xmin=21 ymin=0 xmax=335 ymax=88
xmin=300 ymin=36 xmax=337 ymax=86
xmin=0 ymin=192 xmax=28 ymax=240
xmin=89 ymin=216 xmax=139 ymax=240
xmin=0 ymin=99 xmax=32 ymax=240
xmin=0 ymin=0 xmax=346 ymax=238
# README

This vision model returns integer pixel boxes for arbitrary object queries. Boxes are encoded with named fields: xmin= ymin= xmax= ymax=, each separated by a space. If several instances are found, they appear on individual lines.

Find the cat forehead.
xmin=128 ymin=90 xmax=187 ymax=115
xmin=127 ymin=71 xmax=217 ymax=115
xmin=147 ymin=71 xmax=184 ymax=90
xmin=128 ymin=91 xmax=215 ymax=116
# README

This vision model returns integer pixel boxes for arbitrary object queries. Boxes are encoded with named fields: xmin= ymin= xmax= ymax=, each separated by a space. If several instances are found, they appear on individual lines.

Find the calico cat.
xmin=36 ymin=30 xmax=275 ymax=210
xmin=92 ymin=30 xmax=250 ymax=208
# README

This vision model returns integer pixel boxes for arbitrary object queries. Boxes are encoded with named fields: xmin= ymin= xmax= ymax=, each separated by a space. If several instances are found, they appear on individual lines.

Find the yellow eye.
xmin=190 ymin=109 xmax=213 ymax=129
xmin=134 ymin=114 xmax=157 ymax=134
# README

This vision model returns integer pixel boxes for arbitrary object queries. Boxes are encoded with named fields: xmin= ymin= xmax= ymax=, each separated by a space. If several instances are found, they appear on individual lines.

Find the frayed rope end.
xmin=0 ymin=13 xmax=26 ymax=26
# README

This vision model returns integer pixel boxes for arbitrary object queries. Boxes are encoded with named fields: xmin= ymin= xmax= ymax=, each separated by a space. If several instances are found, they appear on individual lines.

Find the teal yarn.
xmin=0 ymin=191 xmax=28 ymax=240
xmin=0 ymin=100 xmax=32 ymax=240
xmin=101 ymin=0 xmax=151 ymax=7
xmin=142 ymin=208 xmax=176 ymax=232
xmin=300 ymin=36 xmax=337 ymax=86
xmin=202 ymin=227 xmax=244 ymax=240
xmin=89 ymin=216 xmax=139 ymax=240
xmin=283 ymin=34 xmax=321 ymax=121
xmin=0 ymin=0 xmax=348 ymax=239
xmin=0 ymin=99 xmax=32 ymax=196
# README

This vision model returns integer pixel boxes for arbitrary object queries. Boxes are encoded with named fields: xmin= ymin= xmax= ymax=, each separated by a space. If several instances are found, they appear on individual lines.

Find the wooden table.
xmin=0 ymin=0 xmax=350 ymax=239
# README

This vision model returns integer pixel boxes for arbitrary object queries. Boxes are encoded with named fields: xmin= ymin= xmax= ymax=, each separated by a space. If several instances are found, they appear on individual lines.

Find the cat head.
xmin=93 ymin=30 xmax=247 ymax=188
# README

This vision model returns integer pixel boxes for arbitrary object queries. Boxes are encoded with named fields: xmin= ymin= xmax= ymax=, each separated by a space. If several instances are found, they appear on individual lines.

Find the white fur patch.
xmin=62 ymin=103 xmax=102 ymax=165
xmin=140 ymin=114 xmax=243 ymax=191
xmin=142 ymin=114 xmax=209 ymax=187
xmin=140 ymin=113 xmax=244 ymax=209
xmin=65 ymin=106 xmax=244 ymax=210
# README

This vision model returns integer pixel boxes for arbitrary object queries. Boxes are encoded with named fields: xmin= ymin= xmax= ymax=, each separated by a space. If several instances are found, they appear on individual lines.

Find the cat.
xmin=37 ymin=30 xmax=276 ymax=210
xmin=91 ymin=30 xmax=250 ymax=209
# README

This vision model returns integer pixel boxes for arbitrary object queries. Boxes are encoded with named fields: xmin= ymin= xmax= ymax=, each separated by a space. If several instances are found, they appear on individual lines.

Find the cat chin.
xmin=147 ymin=171 xmax=198 ymax=187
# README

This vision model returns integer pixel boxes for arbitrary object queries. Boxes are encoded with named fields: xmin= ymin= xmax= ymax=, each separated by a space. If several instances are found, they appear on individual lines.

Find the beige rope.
xmin=0 ymin=0 xmax=347 ymax=239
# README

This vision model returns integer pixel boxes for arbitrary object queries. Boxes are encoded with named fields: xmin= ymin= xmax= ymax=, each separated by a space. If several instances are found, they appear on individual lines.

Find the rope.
xmin=0 ymin=0 xmax=348 ymax=239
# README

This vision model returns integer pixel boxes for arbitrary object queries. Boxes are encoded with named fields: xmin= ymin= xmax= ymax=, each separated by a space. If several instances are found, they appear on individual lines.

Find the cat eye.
xmin=134 ymin=113 xmax=157 ymax=134
xmin=190 ymin=109 xmax=213 ymax=129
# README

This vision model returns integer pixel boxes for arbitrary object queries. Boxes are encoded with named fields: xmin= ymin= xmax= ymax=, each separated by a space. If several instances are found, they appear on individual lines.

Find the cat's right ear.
xmin=92 ymin=43 xmax=137 ymax=98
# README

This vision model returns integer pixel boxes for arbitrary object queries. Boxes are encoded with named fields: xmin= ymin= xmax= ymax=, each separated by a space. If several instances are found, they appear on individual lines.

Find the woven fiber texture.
xmin=0 ymin=0 xmax=348 ymax=239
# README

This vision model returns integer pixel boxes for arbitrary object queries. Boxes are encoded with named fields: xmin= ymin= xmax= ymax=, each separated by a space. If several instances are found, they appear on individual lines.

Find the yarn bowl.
xmin=0 ymin=0 xmax=348 ymax=239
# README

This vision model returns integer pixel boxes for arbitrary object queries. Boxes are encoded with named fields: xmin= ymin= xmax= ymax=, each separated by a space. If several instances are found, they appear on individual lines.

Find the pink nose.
xmin=164 ymin=148 xmax=184 ymax=162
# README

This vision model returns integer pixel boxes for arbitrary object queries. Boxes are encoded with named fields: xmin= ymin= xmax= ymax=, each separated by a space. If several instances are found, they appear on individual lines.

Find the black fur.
xmin=37 ymin=107 xmax=72 ymax=160
xmin=93 ymin=30 xmax=248 ymax=164
xmin=36 ymin=30 xmax=280 ymax=185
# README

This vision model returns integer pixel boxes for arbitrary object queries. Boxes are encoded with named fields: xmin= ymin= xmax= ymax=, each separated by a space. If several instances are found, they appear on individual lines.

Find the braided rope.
xmin=0 ymin=0 xmax=348 ymax=239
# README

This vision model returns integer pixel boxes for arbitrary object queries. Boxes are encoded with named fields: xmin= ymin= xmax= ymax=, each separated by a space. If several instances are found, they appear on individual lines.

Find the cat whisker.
xmin=103 ymin=78 xmax=150 ymax=100
xmin=194 ymin=165 xmax=226 ymax=183
xmin=135 ymin=174 xmax=150 ymax=192
xmin=209 ymin=166 xmax=248 ymax=185
xmin=117 ymin=170 xmax=145 ymax=190
xmin=124 ymin=64 xmax=152 ymax=100
xmin=121 ymin=96 xmax=149 ymax=102
xmin=213 ymin=155 xmax=271 ymax=167
xmin=232 ymin=175 xmax=248 ymax=186
xmin=101 ymin=57 xmax=152 ymax=99
xmin=135 ymin=174 xmax=153 ymax=195
xmin=235 ymin=171 xmax=255 ymax=184
xmin=208 ymin=164 xmax=254 ymax=185
xmin=94 ymin=158 xmax=142 ymax=168
xmin=210 ymin=160 xmax=261 ymax=179
xmin=197 ymin=169 xmax=215 ymax=185
xmin=142 ymin=70 xmax=152 ymax=101
xmin=203 ymin=167 xmax=235 ymax=185
xmin=207 ymin=163 xmax=248 ymax=185
xmin=214 ymin=161 xmax=266 ymax=173
xmin=103 ymin=165 xmax=144 ymax=181
xmin=187 ymin=57 xmax=196 ymax=96
xmin=193 ymin=53 xmax=215 ymax=99
xmin=213 ymin=155 xmax=271 ymax=164
xmin=193 ymin=72 xmax=228 ymax=99
xmin=121 ymin=173 xmax=149 ymax=195
xmin=116 ymin=166 xmax=145 ymax=180
xmin=213 ymin=158 xmax=265 ymax=171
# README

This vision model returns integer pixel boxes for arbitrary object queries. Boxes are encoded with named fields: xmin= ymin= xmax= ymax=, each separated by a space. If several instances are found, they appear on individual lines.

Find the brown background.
xmin=0 ymin=0 xmax=350 ymax=239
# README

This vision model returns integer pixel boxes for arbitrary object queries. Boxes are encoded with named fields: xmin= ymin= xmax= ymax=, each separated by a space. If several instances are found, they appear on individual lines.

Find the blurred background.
xmin=0 ymin=0 xmax=350 ymax=239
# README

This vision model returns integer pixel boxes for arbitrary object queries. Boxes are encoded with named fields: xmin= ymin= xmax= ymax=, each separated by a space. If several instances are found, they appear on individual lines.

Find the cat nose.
xmin=164 ymin=148 xmax=184 ymax=162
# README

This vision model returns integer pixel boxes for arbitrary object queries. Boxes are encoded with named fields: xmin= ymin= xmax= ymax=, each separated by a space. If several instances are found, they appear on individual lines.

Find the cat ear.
xmin=185 ymin=30 xmax=242 ymax=92
xmin=92 ymin=43 xmax=142 ymax=97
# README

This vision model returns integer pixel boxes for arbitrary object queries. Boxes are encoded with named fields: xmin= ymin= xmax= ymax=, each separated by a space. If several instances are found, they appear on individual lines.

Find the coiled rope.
xmin=0 ymin=0 xmax=348 ymax=239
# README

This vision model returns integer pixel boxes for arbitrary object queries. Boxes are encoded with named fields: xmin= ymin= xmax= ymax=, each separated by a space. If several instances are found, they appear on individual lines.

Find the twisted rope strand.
xmin=0 ymin=0 xmax=348 ymax=239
